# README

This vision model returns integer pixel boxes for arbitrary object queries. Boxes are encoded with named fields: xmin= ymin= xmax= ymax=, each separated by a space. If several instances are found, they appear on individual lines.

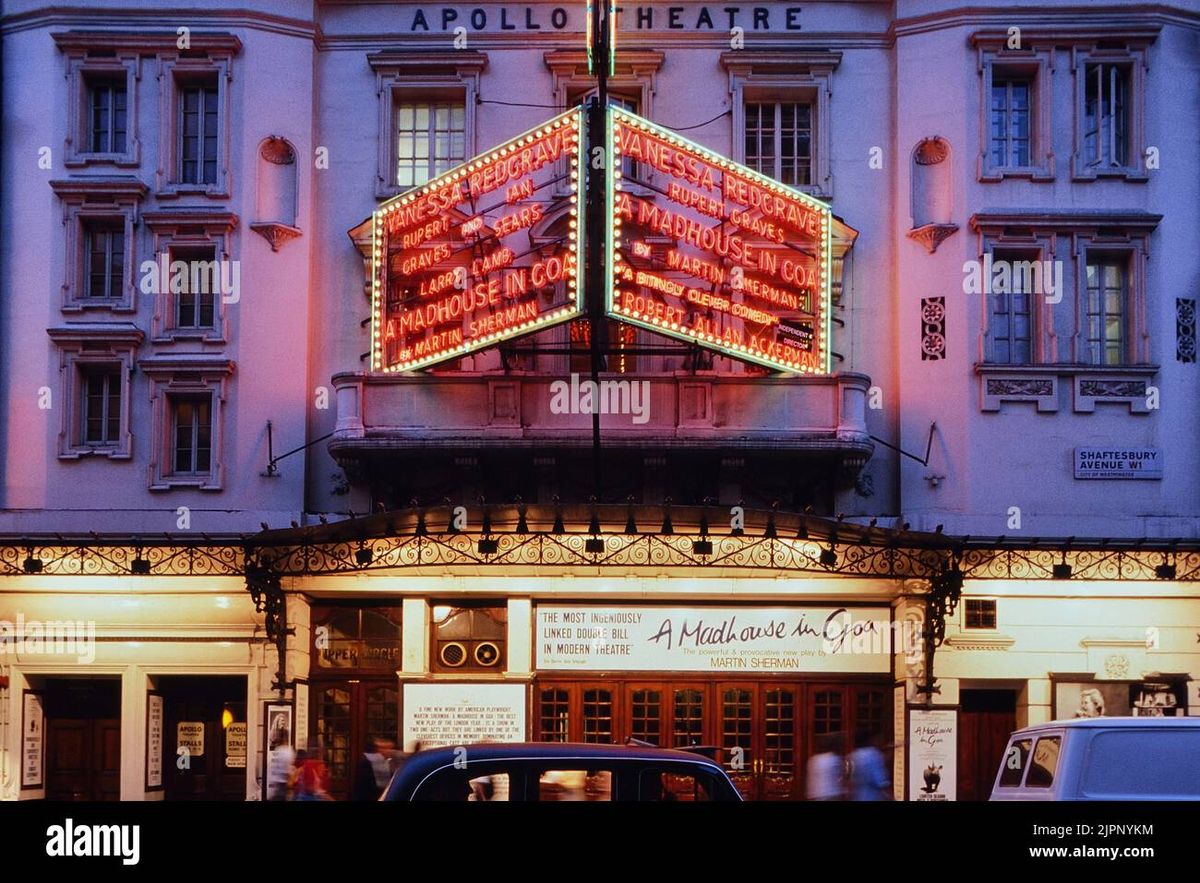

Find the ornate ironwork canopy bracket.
xmin=245 ymin=554 xmax=294 ymax=694
xmin=915 ymin=558 xmax=964 ymax=701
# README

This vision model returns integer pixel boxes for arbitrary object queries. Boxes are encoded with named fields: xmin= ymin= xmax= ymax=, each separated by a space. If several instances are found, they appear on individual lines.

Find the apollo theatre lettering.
xmin=607 ymin=107 xmax=832 ymax=373
xmin=372 ymin=109 xmax=585 ymax=371
xmin=397 ymin=5 xmax=805 ymax=33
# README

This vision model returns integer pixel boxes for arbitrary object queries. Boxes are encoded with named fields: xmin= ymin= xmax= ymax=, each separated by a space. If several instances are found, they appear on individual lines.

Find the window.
xmin=964 ymin=599 xmax=997 ymax=630
xmin=987 ymin=252 xmax=1035 ymax=365
xmin=990 ymin=77 xmax=1031 ymax=168
xmin=1069 ymin=42 xmax=1150 ymax=181
xmin=89 ymin=78 xmax=127 ymax=154
xmin=84 ymin=221 xmax=125 ymax=299
xmin=157 ymin=51 xmax=235 ymax=196
xmin=744 ymin=101 xmax=812 ymax=187
xmin=142 ymin=357 xmax=231 ymax=489
xmin=973 ymin=40 xmax=1054 ymax=181
xmin=724 ymin=51 xmax=839 ymax=197
xmin=369 ymin=50 xmax=484 ymax=199
xmin=144 ymin=211 xmax=237 ymax=341
xmin=48 ymin=325 xmax=141 ymax=459
xmin=997 ymin=739 xmax=1032 ymax=787
xmin=431 ymin=604 xmax=506 ymax=672
xmin=1083 ymin=64 xmax=1128 ymax=169
xmin=1025 ymin=736 xmax=1061 ymax=788
xmin=171 ymin=245 xmax=218 ymax=329
xmin=172 ymin=395 xmax=213 ymax=475
xmin=179 ymin=79 xmax=219 ymax=185
xmin=82 ymin=367 xmax=122 ymax=446
xmin=538 ymin=769 xmax=613 ymax=801
xmin=56 ymin=36 xmax=141 ymax=167
xmin=311 ymin=606 xmax=403 ymax=670
xmin=640 ymin=770 xmax=714 ymax=802
xmin=395 ymin=101 xmax=465 ymax=188
xmin=1085 ymin=258 xmax=1127 ymax=366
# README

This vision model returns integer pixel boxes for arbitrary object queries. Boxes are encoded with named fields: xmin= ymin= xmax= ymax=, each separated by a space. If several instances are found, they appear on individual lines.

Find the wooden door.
xmin=46 ymin=719 xmax=121 ymax=801
xmin=716 ymin=683 xmax=802 ymax=800
xmin=958 ymin=690 xmax=1017 ymax=801
xmin=534 ymin=682 xmax=617 ymax=743
xmin=313 ymin=679 xmax=399 ymax=799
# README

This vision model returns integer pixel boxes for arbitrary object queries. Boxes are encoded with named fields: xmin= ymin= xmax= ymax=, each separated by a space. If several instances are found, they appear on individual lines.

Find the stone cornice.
xmin=970 ymin=210 xmax=1163 ymax=233
xmin=52 ymin=29 xmax=242 ymax=55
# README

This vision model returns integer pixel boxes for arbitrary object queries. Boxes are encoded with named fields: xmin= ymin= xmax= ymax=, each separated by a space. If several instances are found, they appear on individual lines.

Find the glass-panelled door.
xmin=718 ymin=683 xmax=802 ymax=800
xmin=535 ymin=682 xmax=616 ymax=743
xmin=313 ymin=679 xmax=399 ymax=800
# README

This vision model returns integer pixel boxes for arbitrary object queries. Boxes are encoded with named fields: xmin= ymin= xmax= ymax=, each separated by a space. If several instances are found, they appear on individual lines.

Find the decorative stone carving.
xmin=250 ymin=222 xmax=302 ymax=252
xmin=907 ymin=223 xmax=959 ymax=254
xmin=920 ymin=297 xmax=946 ymax=361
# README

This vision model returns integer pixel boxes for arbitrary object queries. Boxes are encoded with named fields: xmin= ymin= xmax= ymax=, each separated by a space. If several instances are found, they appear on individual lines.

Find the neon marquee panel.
xmin=372 ymin=108 xmax=584 ymax=372
xmin=607 ymin=106 xmax=833 ymax=374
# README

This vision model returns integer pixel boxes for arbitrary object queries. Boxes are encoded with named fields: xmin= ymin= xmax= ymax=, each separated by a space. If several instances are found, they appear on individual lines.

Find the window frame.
xmin=140 ymin=356 xmax=233 ymax=490
xmin=369 ymin=51 xmax=485 ymax=200
xmin=742 ymin=98 xmax=815 ymax=190
xmin=1070 ymin=44 xmax=1149 ymax=181
xmin=157 ymin=54 xmax=234 ymax=198
xmin=393 ymin=98 xmax=468 ymax=189
xmin=963 ymin=598 xmax=998 ymax=631
xmin=1073 ymin=239 xmax=1148 ymax=366
xmin=974 ymin=43 xmax=1054 ymax=181
xmin=971 ymin=210 xmax=1158 ymax=414
xmin=51 ymin=179 xmax=147 ymax=312
xmin=143 ymin=210 xmax=238 ymax=343
xmin=47 ymin=325 xmax=142 ymax=460
xmin=980 ymin=243 xmax=1054 ymax=366
xmin=59 ymin=48 xmax=142 ymax=168
xmin=723 ymin=51 xmax=840 ymax=200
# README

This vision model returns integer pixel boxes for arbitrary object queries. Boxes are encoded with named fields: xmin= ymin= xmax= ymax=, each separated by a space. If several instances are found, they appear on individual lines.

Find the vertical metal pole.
xmin=586 ymin=0 xmax=610 ymax=503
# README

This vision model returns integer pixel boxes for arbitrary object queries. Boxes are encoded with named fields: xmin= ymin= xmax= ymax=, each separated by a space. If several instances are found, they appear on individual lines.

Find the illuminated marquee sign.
xmin=607 ymin=107 xmax=832 ymax=374
xmin=372 ymin=109 xmax=584 ymax=372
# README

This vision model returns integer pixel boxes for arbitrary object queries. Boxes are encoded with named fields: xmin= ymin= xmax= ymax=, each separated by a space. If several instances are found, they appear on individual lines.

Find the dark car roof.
xmin=402 ymin=741 xmax=725 ymax=770
xmin=388 ymin=742 xmax=728 ymax=795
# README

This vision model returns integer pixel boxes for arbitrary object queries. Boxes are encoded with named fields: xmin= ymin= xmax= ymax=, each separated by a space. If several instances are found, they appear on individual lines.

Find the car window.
xmin=1025 ymin=736 xmax=1061 ymax=788
xmin=997 ymin=738 xmax=1032 ymax=787
xmin=639 ymin=768 xmax=714 ymax=801
xmin=412 ymin=765 xmax=515 ymax=801
xmin=537 ymin=768 xmax=613 ymax=801
xmin=1081 ymin=730 xmax=1200 ymax=798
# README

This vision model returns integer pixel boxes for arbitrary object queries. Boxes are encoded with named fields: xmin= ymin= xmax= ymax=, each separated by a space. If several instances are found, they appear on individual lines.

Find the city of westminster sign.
xmin=371 ymin=1 xmax=832 ymax=375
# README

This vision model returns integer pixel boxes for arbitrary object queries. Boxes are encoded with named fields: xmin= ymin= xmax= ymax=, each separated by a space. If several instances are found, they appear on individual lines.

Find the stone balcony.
xmin=329 ymin=371 xmax=874 ymax=469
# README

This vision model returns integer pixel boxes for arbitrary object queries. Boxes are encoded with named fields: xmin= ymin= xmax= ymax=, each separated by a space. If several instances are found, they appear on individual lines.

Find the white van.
xmin=990 ymin=717 xmax=1200 ymax=801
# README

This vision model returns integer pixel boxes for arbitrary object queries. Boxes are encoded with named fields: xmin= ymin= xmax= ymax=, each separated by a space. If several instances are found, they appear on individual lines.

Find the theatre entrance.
xmin=535 ymin=679 xmax=891 ymax=800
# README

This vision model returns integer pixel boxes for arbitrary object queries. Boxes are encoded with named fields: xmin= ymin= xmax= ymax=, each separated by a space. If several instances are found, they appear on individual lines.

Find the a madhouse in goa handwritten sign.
xmin=607 ymin=107 xmax=832 ymax=374
xmin=536 ymin=605 xmax=892 ymax=672
xmin=372 ymin=108 xmax=584 ymax=371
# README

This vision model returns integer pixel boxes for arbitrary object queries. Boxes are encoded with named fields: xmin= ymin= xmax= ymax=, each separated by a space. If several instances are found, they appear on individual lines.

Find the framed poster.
xmin=262 ymin=701 xmax=294 ymax=801
xmin=907 ymin=707 xmax=957 ymax=802
xmin=21 ymin=690 xmax=44 ymax=790
xmin=225 ymin=722 xmax=248 ymax=769
xmin=293 ymin=680 xmax=310 ymax=752
xmin=146 ymin=691 xmax=164 ymax=790
xmin=1052 ymin=676 xmax=1188 ymax=719
xmin=402 ymin=683 xmax=526 ymax=751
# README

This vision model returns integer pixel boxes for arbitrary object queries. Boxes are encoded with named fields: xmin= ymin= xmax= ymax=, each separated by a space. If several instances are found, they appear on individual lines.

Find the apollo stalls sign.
xmin=607 ymin=107 xmax=832 ymax=373
xmin=536 ymin=605 xmax=892 ymax=672
xmin=372 ymin=109 xmax=585 ymax=371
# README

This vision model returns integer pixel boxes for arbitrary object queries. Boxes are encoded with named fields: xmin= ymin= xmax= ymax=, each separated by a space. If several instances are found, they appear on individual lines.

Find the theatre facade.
xmin=1 ymin=0 xmax=1198 ymax=801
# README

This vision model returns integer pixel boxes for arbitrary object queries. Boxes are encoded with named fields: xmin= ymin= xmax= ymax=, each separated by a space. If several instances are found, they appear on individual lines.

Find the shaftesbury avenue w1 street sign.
xmin=372 ymin=109 xmax=585 ymax=372
xmin=607 ymin=106 xmax=833 ymax=374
